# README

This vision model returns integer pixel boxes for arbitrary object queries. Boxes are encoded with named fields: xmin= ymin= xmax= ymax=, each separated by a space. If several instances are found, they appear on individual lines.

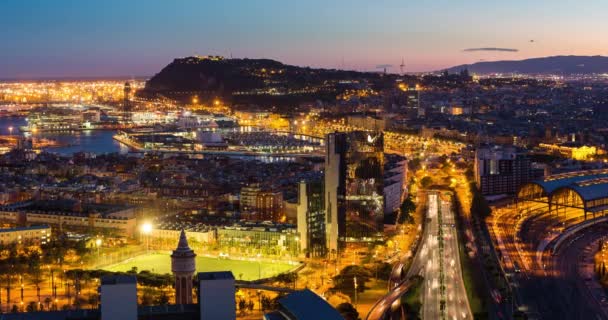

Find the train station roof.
xmin=522 ymin=169 xmax=608 ymax=202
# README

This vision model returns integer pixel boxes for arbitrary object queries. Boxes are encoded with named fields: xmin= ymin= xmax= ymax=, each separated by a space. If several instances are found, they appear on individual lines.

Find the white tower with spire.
xmin=171 ymin=229 xmax=196 ymax=304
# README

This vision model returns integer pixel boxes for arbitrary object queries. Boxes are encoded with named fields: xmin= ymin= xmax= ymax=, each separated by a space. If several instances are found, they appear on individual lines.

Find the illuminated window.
xmin=490 ymin=160 xmax=498 ymax=175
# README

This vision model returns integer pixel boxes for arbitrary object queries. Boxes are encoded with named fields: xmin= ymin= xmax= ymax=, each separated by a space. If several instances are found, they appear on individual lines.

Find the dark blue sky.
xmin=1 ymin=0 xmax=607 ymax=78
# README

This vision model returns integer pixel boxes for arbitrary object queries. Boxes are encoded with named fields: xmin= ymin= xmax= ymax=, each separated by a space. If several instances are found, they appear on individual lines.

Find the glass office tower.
xmin=325 ymin=131 xmax=384 ymax=252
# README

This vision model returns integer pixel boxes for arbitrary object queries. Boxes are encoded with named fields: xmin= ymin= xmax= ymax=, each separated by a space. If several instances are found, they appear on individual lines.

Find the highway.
xmin=422 ymin=192 xmax=441 ymax=320
xmin=367 ymin=192 xmax=434 ymax=320
xmin=441 ymin=196 xmax=473 ymax=320
xmin=367 ymin=191 xmax=472 ymax=320
xmin=419 ymin=192 xmax=472 ymax=320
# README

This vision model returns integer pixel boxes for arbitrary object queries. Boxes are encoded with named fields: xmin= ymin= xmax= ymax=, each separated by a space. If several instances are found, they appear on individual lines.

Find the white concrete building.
xmin=384 ymin=156 xmax=407 ymax=215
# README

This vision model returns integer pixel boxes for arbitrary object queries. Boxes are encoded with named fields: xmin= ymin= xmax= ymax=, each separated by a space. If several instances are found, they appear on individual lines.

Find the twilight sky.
xmin=1 ymin=0 xmax=607 ymax=79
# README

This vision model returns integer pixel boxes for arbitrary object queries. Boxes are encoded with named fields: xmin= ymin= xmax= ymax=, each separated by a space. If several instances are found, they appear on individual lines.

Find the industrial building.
xmin=517 ymin=169 xmax=608 ymax=220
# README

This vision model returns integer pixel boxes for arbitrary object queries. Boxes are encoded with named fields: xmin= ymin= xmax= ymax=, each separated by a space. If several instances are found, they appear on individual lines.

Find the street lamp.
xmin=8 ymin=126 xmax=13 ymax=136
xmin=353 ymin=276 xmax=358 ymax=306
xmin=256 ymin=290 xmax=262 ymax=311
xmin=141 ymin=222 xmax=153 ymax=252
xmin=256 ymin=253 xmax=262 ymax=280
xmin=294 ymin=236 xmax=299 ymax=256
xmin=95 ymin=238 xmax=102 ymax=257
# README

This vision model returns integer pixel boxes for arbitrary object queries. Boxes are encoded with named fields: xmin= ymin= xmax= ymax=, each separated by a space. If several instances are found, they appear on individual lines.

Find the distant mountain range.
xmin=445 ymin=55 xmax=608 ymax=75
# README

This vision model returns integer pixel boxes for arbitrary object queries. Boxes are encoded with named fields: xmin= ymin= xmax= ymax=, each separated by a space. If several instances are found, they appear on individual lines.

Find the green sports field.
xmin=103 ymin=253 xmax=296 ymax=281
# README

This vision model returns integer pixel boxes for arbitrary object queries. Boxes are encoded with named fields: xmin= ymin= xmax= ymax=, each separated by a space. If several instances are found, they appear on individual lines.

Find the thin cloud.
xmin=463 ymin=47 xmax=519 ymax=52
xmin=375 ymin=64 xmax=393 ymax=69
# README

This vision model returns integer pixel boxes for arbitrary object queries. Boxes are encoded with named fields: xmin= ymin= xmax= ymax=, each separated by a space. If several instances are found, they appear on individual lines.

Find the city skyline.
xmin=2 ymin=0 xmax=608 ymax=79
xmin=4 ymin=1 xmax=608 ymax=319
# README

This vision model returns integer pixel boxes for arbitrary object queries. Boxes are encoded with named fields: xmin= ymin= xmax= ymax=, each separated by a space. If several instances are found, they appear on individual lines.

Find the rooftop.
xmin=522 ymin=169 xmax=608 ymax=202
xmin=198 ymin=271 xmax=235 ymax=281
xmin=0 ymin=200 xmax=133 ymax=218
xmin=0 ymin=304 xmax=200 ymax=320
xmin=100 ymin=275 xmax=137 ymax=285
xmin=273 ymin=289 xmax=344 ymax=320
xmin=0 ymin=225 xmax=50 ymax=233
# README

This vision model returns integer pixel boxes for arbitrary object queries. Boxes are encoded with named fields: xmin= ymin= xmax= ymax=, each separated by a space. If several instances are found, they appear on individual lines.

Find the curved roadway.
xmin=491 ymin=205 xmax=608 ymax=319
xmin=547 ymin=225 xmax=608 ymax=319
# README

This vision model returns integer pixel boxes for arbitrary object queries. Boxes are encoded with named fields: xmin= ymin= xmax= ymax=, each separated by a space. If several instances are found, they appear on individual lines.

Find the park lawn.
xmin=104 ymin=253 xmax=295 ymax=281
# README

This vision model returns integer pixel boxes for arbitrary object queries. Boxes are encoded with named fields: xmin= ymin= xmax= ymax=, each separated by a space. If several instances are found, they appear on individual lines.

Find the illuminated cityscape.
xmin=3 ymin=1 xmax=608 ymax=320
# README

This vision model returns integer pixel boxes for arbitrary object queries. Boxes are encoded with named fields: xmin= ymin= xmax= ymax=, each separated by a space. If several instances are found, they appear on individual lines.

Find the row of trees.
xmin=0 ymin=236 xmax=89 ymax=270
xmin=399 ymin=194 xmax=416 ymax=224
xmin=332 ymin=265 xmax=372 ymax=295
xmin=65 ymin=267 xmax=174 ymax=289
xmin=470 ymin=180 xmax=492 ymax=218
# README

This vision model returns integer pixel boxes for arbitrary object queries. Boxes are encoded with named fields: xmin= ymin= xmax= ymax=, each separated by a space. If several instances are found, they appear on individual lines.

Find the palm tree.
xmin=88 ymin=293 xmax=99 ymax=309
xmin=336 ymin=303 xmax=360 ymax=320
xmin=26 ymin=301 xmax=37 ymax=312
xmin=44 ymin=296 xmax=52 ymax=310
xmin=81 ymin=273 xmax=91 ymax=298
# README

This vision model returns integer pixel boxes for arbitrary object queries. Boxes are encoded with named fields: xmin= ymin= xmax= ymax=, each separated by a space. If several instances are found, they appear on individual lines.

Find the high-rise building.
xmin=240 ymin=182 xmax=261 ymax=210
xmin=123 ymin=82 xmax=131 ymax=123
xmin=474 ymin=145 xmax=543 ymax=195
xmin=171 ymin=229 xmax=196 ymax=304
xmin=404 ymin=86 xmax=422 ymax=118
xmin=386 ymin=83 xmax=421 ymax=118
xmin=198 ymin=271 xmax=236 ymax=320
xmin=255 ymin=190 xmax=284 ymax=221
xmin=296 ymin=180 xmax=326 ymax=258
xmin=325 ymin=131 xmax=385 ymax=252
xmin=383 ymin=154 xmax=407 ymax=215
xmin=240 ymin=183 xmax=285 ymax=222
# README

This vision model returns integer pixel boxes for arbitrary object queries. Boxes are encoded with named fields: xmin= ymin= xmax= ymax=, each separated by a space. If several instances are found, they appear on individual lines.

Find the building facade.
xmin=0 ymin=201 xmax=137 ymax=236
xmin=241 ymin=184 xmax=285 ymax=222
xmin=240 ymin=183 xmax=261 ymax=210
xmin=0 ymin=225 xmax=51 ymax=246
xmin=100 ymin=275 xmax=138 ymax=320
xmin=474 ymin=145 xmax=543 ymax=195
xmin=383 ymin=154 xmax=407 ymax=215
xmin=296 ymin=180 xmax=326 ymax=258
xmin=150 ymin=224 xmax=215 ymax=246
xmin=198 ymin=271 xmax=236 ymax=320
xmin=216 ymin=223 xmax=299 ymax=257
xmin=255 ymin=190 xmax=284 ymax=222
